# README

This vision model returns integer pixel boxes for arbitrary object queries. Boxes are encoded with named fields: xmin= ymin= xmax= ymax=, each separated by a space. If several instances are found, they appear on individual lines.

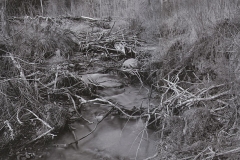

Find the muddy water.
xmin=45 ymin=74 xmax=159 ymax=160
xmin=47 ymin=117 xmax=158 ymax=160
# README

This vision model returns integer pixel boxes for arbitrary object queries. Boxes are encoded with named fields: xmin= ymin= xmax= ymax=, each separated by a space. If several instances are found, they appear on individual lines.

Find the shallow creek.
xmin=44 ymin=74 xmax=160 ymax=160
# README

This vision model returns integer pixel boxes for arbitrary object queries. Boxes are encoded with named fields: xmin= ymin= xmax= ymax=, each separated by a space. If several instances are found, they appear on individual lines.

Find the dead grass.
xmin=0 ymin=16 xmax=88 ymax=157
xmin=143 ymin=2 xmax=240 ymax=159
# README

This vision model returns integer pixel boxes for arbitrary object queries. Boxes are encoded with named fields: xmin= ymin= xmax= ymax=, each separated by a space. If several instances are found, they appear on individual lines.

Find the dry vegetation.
xmin=1 ymin=0 xmax=240 ymax=159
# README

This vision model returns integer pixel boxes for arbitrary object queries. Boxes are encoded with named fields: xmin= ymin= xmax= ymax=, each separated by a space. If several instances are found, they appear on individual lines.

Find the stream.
xmin=43 ymin=73 xmax=160 ymax=160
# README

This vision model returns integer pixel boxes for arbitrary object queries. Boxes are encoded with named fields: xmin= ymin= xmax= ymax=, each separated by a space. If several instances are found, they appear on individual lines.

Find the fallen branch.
xmin=22 ymin=109 xmax=54 ymax=145
xmin=162 ymin=76 xmax=231 ymax=109
xmin=67 ymin=107 xmax=114 ymax=146
xmin=66 ymin=93 xmax=93 ymax=124
xmin=177 ymin=90 xmax=230 ymax=108
xmin=79 ymin=96 xmax=143 ymax=119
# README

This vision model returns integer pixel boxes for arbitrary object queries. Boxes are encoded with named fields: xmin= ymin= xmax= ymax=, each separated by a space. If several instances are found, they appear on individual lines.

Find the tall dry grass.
xmin=6 ymin=0 xmax=239 ymax=43
xmin=146 ymin=0 xmax=240 ymax=63
xmin=43 ymin=0 xmax=240 ymax=43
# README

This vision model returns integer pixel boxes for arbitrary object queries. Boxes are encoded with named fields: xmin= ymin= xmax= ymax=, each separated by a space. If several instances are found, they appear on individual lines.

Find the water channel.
xmin=43 ymin=74 xmax=160 ymax=160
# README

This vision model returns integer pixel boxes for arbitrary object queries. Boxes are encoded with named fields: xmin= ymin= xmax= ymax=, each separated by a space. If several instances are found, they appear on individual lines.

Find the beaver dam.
xmin=1 ymin=0 xmax=240 ymax=160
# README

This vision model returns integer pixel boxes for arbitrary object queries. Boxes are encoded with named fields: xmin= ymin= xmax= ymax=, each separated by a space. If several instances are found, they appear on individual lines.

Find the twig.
xmin=8 ymin=53 xmax=30 ymax=87
xmin=213 ymin=147 xmax=240 ymax=157
xmin=25 ymin=109 xmax=52 ymax=129
xmin=107 ymin=21 xmax=116 ymax=36
xmin=196 ymin=84 xmax=226 ymax=97
xmin=67 ymin=107 xmax=113 ymax=146
xmin=177 ymin=90 xmax=230 ymax=108
xmin=135 ymin=128 xmax=146 ymax=160
xmin=26 ymin=128 xmax=54 ymax=145
xmin=144 ymin=152 xmax=158 ymax=160
xmin=2 ymin=55 xmax=36 ymax=65
xmin=129 ymin=129 xmax=145 ymax=158
xmin=4 ymin=120 xmax=14 ymax=140
xmin=16 ymin=108 xmax=23 ymax=125
xmin=66 ymin=93 xmax=93 ymax=124
xmin=193 ymin=146 xmax=210 ymax=160
xmin=76 ymin=94 xmax=143 ymax=119
xmin=70 ymin=130 xmax=78 ymax=149
xmin=134 ymin=115 xmax=151 ymax=160
xmin=53 ymin=65 xmax=59 ymax=90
